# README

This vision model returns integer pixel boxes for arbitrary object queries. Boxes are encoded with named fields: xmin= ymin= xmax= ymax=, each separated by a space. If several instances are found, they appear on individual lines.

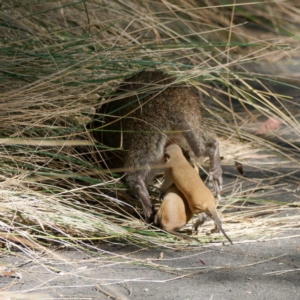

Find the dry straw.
xmin=0 ymin=0 xmax=299 ymax=253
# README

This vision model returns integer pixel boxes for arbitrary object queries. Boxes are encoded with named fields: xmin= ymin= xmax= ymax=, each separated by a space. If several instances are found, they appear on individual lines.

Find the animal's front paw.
xmin=206 ymin=140 xmax=222 ymax=198
xmin=144 ymin=208 xmax=156 ymax=224
xmin=208 ymin=166 xmax=222 ymax=199
xmin=192 ymin=213 xmax=207 ymax=233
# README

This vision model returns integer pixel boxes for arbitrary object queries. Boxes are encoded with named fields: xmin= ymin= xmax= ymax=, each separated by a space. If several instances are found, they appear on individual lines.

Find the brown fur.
xmin=90 ymin=70 xmax=222 ymax=222
xmin=161 ymin=144 xmax=232 ymax=244
xmin=155 ymin=185 xmax=193 ymax=232
xmin=154 ymin=185 xmax=199 ymax=241
xmin=155 ymin=160 xmax=201 ymax=236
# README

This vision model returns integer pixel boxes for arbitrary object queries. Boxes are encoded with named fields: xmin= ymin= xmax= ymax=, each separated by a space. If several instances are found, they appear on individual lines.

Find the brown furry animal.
xmin=154 ymin=185 xmax=195 ymax=240
xmin=161 ymin=143 xmax=232 ymax=244
xmin=155 ymin=185 xmax=207 ymax=242
xmin=90 ymin=70 xmax=222 ymax=222
xmin=155 ymin=159 xmax=205 ymax=237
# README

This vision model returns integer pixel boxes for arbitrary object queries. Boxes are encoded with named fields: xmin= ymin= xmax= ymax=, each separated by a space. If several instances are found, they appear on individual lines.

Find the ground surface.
xmin=0 ymin=234 xmax=300 ymax=300
xmin=1 ymin=141 xmax=300 ymax=300
xmin=1 ymin=164 xmax=300 ymax=300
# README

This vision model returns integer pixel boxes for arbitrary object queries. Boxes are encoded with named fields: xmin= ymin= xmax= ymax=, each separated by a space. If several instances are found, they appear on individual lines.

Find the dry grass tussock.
xmin=0 ymin=0 xmax=299 ymax=253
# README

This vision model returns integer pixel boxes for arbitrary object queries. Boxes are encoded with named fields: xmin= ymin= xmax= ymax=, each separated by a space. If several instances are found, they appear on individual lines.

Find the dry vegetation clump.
xmin=0 ymin=0 xmax=299 ymax=253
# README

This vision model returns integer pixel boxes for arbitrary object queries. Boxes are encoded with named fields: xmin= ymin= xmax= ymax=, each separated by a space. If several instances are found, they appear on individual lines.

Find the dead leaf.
xmin=0 ymin=265 xmax=22 ymax=279
xmin=256 ymin=115 xmax=282 ymax=135
xmin=235 ymin=161 xmax=245 ymax=176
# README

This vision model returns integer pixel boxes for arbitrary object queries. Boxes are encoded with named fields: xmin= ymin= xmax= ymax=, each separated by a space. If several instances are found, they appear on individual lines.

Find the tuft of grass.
xmin=0 ymin=0 xmax=299 ymax=253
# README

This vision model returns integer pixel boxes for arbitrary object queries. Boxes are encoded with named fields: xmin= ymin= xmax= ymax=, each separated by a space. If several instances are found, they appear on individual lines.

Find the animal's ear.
xmin=164 ymin=153 xmax=171 ymax=163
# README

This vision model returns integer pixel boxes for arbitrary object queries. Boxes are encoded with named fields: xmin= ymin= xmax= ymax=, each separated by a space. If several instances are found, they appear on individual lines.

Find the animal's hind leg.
xmin=124 ymin=136 xmax=165 ymax=223
xmin=179 ymin=122 xmax=223 ymax=197
xmin=211 ymin=220 xmax=220 ymax=234
xmin=193 ymin=213 xmax=207 ymax=232
xmin=206 ymin=140 xmax=222 ymax=198
xmin=126 ymin=169 xmax=155 ymax=223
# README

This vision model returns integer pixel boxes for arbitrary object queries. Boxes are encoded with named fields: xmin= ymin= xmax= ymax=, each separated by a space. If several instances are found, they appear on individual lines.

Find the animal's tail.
xmin=209 ymin=209 xmax=233 ymax=245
